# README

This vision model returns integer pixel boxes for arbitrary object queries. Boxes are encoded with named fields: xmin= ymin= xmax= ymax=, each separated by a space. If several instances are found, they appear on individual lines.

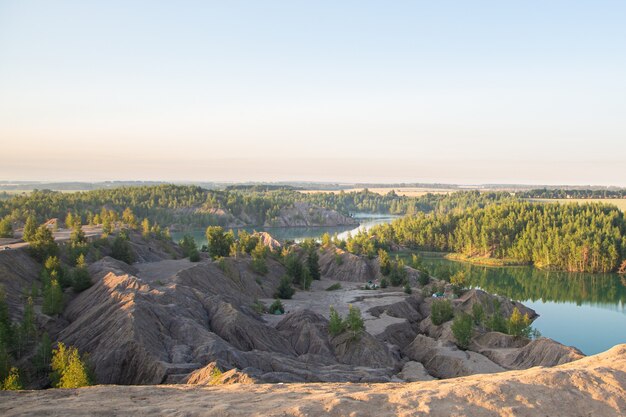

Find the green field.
xmin=528 ymin=198 xmax=626 ymax=212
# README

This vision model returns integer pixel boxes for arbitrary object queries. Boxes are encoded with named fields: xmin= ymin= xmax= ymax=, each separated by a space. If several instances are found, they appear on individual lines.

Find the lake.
xmin=171 ymin=213 xmax=399 ymax=246
xmin=420 ymin=256 xmax=626 ymax=355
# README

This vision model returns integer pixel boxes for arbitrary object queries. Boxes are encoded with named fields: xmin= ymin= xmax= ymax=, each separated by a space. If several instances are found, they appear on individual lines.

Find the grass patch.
xmin=325 ymin=283 xmax=342 ymax=291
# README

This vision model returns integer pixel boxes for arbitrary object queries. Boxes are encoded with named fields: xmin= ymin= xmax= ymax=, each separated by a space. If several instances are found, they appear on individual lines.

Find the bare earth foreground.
xmin=2 ymin=345 xmax=625 ymax=417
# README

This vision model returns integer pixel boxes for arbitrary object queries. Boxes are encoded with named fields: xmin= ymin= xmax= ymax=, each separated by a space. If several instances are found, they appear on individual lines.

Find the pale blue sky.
xmin=1 ymin=1 xmax=625 ymax=185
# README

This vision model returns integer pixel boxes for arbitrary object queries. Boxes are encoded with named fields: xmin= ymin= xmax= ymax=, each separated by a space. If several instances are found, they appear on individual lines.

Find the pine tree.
xmin=328 ymin=306 xmax=345 ymax=336
xmin=22 ymin=215 xmax=37 ymax=242
xmin=34 ymin=333 xmax=52 ymax=375
xmin=72 ymin=255 xmax=92 ymax=292
xmin=0 ymin=216 xmax=13 ymax=238
xmin=42 ymin=279 xmax=63 ymax=315
xmin=307 ymin=250 xmax=321 ymax=281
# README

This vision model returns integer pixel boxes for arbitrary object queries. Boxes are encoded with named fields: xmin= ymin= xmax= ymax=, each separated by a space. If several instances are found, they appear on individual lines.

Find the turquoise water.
xmin=171 ymin=213 xmax=399 ymax=246
xmin=421 ymin=256 xmax=626 ymax=355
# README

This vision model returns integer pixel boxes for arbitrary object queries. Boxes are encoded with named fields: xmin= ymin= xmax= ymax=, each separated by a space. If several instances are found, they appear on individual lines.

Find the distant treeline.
xmin=0 ymin=186 xmax=516 ymax=231
xmin=352 ymin=201 xmax=626 ymax=273
xmin=520 ymin=188 xmax=626 ymax=199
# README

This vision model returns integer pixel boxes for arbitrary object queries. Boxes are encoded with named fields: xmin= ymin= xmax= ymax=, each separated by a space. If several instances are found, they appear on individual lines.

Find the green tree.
xmin=307 ymin=250 xmax=321 ymax=281
xmin=251 ymin=241 xmax=268 ymax=275
xmin=42 ymin=279 xmax=64 ymax=315
xmin=179 ymin=235 xmax=200 ymax=262
xmin=205 ymin=226 xmax=234 ymax=258
xmin=321 ymin=232 xmax=332 ymax=248
xmin=141 ymin=218 xmax=150 ymax=238
xmin=452 ymin=313 xmax=474 ymax=349
xmin=34 ymin=333 xmax=52 ymax=375
xmin=72 ymin=254 xmax=92 ymax=292
xmin=122 ymin=207 xmax=138 ymax=229
xmin=431 ymin=299 xmax=454 ymax=325
xmin=111 ymin=235 xmax=134 ymax=264
xmin=1 ymin=367 xmax=21 ymax=390
xmin=508 ymin=307 xmax=532 ymax=338
xmin=16 ymin=297 xmax=36 ymax=358
xmin=345 ymin=305 xmax=365 ymax=339
xmin=268 ymin=299 xmax=284 ymax=314
xmin=328 ymin=306 xmax=345 ymax=336
xmin=101 ymin=216 xmax=112 ymax=237
xmin=51 ymin=343 xmax=92 ymax=388
xmin=0 ymin=216 xmax=13 ymax=238
xmin=22 ymin=215 xmax=37 ymax=242
xmin=472 ymin=303 xmax=485 ymax=325
xmin=378 ymin=249 xmax=391 ymax=275
xmin=29 ymin=226 xmax=58 ymax=262
xmin=274 ymin=275 xmax=295 ymax=299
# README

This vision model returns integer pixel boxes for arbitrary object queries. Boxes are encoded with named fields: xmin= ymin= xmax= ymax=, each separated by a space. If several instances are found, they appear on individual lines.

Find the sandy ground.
xmin=261 ymin=279 xmax=409 ymax=334
xmin=2 ymin=344 xmax=625 ymax=417
xmin=134 ymin=258 xmax=199 ymax=283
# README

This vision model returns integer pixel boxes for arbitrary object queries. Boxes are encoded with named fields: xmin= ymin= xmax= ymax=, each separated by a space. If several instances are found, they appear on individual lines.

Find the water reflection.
xmin=422 ymin=257 xmax=626 ymax=312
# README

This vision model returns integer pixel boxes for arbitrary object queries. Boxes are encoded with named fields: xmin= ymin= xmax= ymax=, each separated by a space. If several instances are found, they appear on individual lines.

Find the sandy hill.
xmin=1 ymin=344 xmax=625 ymax=416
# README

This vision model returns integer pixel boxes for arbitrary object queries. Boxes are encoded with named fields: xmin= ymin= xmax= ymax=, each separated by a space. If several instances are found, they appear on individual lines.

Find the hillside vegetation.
xmin=351 ymin=201 xmax=626 ymax=273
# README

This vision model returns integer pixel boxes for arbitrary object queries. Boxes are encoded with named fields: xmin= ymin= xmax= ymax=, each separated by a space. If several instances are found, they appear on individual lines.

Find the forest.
xmin=358 ymin=201 xmax=626 ymax=273
xmin=520 ymin=188 xmax=626 ymax=199
xmin=0 ymin=186 xmax=513 ymax=231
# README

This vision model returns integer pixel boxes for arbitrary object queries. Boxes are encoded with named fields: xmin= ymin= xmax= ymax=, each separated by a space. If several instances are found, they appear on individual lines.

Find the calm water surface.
xmin=171 ymin=213 xmax=398 ymax=245
xmin=421 ymin=257 xmax=626 ymax=355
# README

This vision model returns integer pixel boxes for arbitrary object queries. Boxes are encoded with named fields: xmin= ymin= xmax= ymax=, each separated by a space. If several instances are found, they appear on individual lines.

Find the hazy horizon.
xmin=1 ymin=1 xmax=625 ymax=186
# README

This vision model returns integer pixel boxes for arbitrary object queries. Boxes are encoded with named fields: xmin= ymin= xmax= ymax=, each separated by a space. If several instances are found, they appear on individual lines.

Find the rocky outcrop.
xmin=403 ymin=335 xmax=505 ymax=379
xmin=455 ymin=288 xmax=538 ymax=320
xmin=253 ymin=232 xmax=282 ymax=251
xmin=184 ymin=362 xmax=256 ymax=385
xmin=7 ymin=345 xmax=624 ymax=417
xmin=397 ymin=361 xmax=435 ymax=382
xmin=500 ymin=337 xmax=585 ymax=369
xmin=0 ymin=248 xmax=40 ymax=319
xmin=265 ymin=202 xmax=358 ymax=227
xmin=330 ymin=331 xmax=398 ymax=369
xmin=276 ymin=310 xmax=333 ymax=356
xmin=318 ymin=248 xmax=378 ymax=282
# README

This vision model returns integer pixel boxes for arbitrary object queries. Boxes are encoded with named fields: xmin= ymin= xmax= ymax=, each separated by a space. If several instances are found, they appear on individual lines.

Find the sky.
xmin=1 ymin=1 xmax=625 ymax=185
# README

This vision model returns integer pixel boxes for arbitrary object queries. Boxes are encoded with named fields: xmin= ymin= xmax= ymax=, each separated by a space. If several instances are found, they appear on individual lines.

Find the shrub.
xmin=417 ymin=269 xmax=430 ymax=286
xmin=274 ymin=275 xmax=295 ymax=299
xmin=268 ymin=299 xmax=284 ymax=314
xmin=325 ymin=283 xmax=342 ymax=291
xmin=1 ymin=367 xmax=21 ymax=390
xmin=486 ymin=311 xmax=508 ymax=333
xmin=328 ymin=306 xmax=345 ymax=336
xmin=452 ymin=313 xmax=474 ymax=350
xmin=431 ymin=299 xmax=453 ymax=325
xmin=380 ymin=278 xmax=388 ymax=288
xmin=334 ymin=253 xmax=343 ymax=265
xmin=251 ymin=299 xmax=266 ymax=314
xmin=403 ymin=283 xmax=412 ymax=294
